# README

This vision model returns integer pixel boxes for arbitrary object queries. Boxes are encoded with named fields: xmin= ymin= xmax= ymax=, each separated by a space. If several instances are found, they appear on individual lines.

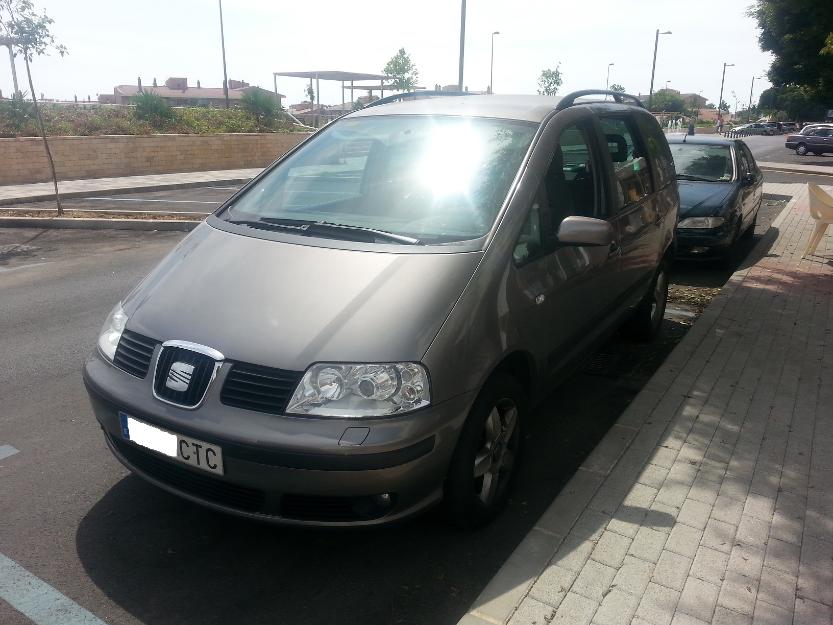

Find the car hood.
xmin=677 ymin=181 xmax=737 ymax=218
xmin=122 ymin=223 xmax=482 ymax=371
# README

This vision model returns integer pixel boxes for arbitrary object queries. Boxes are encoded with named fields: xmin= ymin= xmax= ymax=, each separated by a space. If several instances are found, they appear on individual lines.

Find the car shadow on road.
xmin=74 ymin=319 xmax=692 ymax=625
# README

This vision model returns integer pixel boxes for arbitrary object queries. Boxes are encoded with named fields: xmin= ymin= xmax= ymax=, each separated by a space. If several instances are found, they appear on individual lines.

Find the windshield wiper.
xmin=676 ymin=173 xmax=716 ymax=182
xmin=228 ymin=217 xmax=421 ymax=245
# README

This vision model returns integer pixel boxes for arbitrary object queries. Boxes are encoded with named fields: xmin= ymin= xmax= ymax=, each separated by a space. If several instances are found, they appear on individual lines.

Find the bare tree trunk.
xmin=23 ymin=54 xmax=62 ymax=215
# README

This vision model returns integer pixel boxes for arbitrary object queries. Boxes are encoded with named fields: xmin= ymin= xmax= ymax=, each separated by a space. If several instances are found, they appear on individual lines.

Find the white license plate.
xmin=119 ymin=412 xmax=224 ymax=475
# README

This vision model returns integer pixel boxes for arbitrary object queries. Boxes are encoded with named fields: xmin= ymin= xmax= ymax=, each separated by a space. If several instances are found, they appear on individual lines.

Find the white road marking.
xmin=82 ymin=197 xmax=218 ymax=204
xmin=0 ymin=262 xmax=51 ymax=274
xmin=203 ymin=186 xmax=241 ymax=190
xmin=0 ymin=445 xmax=19 ymax=460
xmin=0 ymin=552 xmax=109 ymax=625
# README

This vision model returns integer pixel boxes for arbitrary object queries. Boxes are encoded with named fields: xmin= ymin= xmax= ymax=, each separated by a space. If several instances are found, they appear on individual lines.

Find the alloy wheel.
xmin=473 ymin=398 xmax=518 ymax=505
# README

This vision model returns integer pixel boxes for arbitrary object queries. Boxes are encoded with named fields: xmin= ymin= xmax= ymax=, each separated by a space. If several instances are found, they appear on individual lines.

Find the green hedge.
xmin=0 ymin=102 xmax=299 ymax=138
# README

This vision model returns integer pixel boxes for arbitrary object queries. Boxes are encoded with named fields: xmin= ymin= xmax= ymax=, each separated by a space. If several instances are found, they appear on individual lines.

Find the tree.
xmin=132 ymin=91 xmax=173 ymax=124
xmin=537 ymin=64 xmax=562 ymax=96
xmin=748 ymin=0 xmax=833 ymax=108
xmin=649 ymin=90 xmax=685 ymax=113
xmin=383 ymin=48 xmax=419 ymax=91
xmin=0 ymin=0 xmax=67 ymax=214
xmin=608 ymin=83 xmax=626 ymax=93
xmin=305 ymin=84 xmax=315 ymax=104
xmin=719 ymin=99 xmax=730 ymax=113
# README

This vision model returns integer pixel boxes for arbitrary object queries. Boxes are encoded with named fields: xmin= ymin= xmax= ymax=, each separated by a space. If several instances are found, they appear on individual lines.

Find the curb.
xmin=758 ymin=163 xmax=833 ymax=176
xmin=0 ymin=217 xmax=200 ymax=231
xmin=456 ymin=193 xmax=800 ymax=625
xmin=0 ymin=177 xmax=253 ymax=206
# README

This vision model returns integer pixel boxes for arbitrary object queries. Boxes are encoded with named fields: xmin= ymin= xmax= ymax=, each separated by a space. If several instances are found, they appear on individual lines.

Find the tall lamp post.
xmin=218 ymin=0 xmax=229 ymax=108
xmin=605 ymin=62 xmax=614 ymax=90
xmin=648 ymin=29 xmax=672 ymax=109
xmin=717 ymin=62 xmax=734 ymax=126
xmin=747 ymin=75 xmax=763 ymax=122
xmin=0 ymin=36 xmax=20 ymax=96
xmin=458 ymin=0 xmax=467 ymax=91
xmin=489 ymin=31 xmax=500 ymax=94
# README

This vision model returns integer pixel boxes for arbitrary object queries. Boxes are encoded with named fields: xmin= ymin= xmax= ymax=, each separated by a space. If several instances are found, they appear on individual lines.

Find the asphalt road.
xmin=0 ymin=176 xmax=798 ymax=625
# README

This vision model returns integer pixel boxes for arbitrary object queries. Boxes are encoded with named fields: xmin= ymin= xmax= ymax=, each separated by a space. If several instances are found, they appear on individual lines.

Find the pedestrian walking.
xmin=717 ymin=117 xmax=723 ymax=134
xmin=688 ymin=119 xmax=695 ymax=135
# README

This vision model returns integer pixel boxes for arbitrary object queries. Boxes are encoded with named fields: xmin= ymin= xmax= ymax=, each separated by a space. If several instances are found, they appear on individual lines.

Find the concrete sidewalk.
xmin=0 ymin=168 xmax=262 ymax=205
xmin=758 ymin=161 xmax=833 ymax=176
xmin=460 ymin=185 xmax=833 ymax=625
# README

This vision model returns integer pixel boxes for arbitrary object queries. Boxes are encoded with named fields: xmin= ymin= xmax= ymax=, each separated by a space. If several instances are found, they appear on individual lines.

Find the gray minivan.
xmin=84 ymin=90 xmax=679 ymax=527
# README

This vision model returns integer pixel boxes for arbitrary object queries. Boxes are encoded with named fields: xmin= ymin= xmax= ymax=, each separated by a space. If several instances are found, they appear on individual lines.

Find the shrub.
xmin=132 ymin=91 xmax=174 ymax=123
xmin=0 ymin=92 xmax=36 ymax=137
xmin=241 ymin=90 xmax=280 ymax=126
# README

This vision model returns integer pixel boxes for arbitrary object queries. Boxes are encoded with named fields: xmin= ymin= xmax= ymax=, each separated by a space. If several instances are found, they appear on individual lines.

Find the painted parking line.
xmin=0 ymin=553 xmax=108 ymax=625
xmin=0 ymin=445 xmax=19 ymax=460
xmin=83 ymin=197 xmax=218 ymax=204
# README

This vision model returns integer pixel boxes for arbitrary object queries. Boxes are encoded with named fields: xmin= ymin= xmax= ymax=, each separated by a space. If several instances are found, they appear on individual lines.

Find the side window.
xmin=599 ymin=117 xmax=653 ymax=209
xmin=736 ymin=147 xmax=751 ymax=176
xmin=636 ymin=114 xmax=674 ymax=189
xmin=513 ymin=122 xmax=598 ymax=265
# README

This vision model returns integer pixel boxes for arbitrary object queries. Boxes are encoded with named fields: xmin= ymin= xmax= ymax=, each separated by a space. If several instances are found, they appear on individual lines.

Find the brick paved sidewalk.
xmin=460 ymin=185 xmax=833 ymax=625
xmin=0 ymin=168 xmax=261 ymax=205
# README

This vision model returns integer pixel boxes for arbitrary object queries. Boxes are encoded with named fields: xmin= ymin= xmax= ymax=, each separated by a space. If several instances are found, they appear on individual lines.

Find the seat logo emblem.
xmin=166 ymin=362 xmax=194 ymax=392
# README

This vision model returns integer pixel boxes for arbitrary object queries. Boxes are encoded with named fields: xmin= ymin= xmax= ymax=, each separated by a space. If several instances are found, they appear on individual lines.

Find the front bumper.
xmin=83 ymin=350 xmax=474 ymax=527
xmin=674 ymin=223 xmax=735 ymax=259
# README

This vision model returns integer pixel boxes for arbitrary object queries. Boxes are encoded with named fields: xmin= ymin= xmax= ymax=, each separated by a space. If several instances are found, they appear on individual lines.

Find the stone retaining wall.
xmin=0 ymin=133 xmax=310 ymax=185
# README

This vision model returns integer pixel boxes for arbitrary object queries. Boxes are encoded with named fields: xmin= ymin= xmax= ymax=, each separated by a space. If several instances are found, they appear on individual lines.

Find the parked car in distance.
xmin=780 ymin=122 xmax=799 ymax=133
xmin=798 ymin=123 xmax=833 ymax=135
xmin=669 ymin=135 xmax=763 ymax=263
xmin=732 ymin=123 xmax=773 ymax=135
xmin=83 ymin=89 xmax=678 ymax=528
xmin=786 ymin=126 xmax=833 ymax=155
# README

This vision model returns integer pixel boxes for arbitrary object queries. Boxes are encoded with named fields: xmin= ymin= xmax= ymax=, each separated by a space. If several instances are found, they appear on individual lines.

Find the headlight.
xmin=97 ymin=302 xmax=128 ymax=361
xmin=286 ymin=363 xmax=430 ymax=417
xmin=678 ymin=216 xmax=725 ymax=229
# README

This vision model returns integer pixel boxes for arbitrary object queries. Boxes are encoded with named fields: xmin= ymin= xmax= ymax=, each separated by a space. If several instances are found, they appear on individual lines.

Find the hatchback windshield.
xmin=220 ymin=115 xmax=538 ymax=243
xmin=670 ymin=143 xmax=733 ymax=182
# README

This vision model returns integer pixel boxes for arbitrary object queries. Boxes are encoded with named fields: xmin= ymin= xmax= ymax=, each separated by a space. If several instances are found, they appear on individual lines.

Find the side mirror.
xmin=557 ymin=216 xmax=615 ymax=247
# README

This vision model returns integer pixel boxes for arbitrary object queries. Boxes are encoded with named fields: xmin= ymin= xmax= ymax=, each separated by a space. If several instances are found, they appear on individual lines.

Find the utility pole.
xmin=747 ymin=75 xmax=762 ymax=122
xmin=218 ymin=0 xmax=229 ymax=108
xmin=0 ymin=37 xmax=20 ymax=95
xmin=648 ymin=29 xmax=671 ymax=110
xmin=458 ymin=0 xmax=466 ymax=91
xmin=489 ymin=31 xmax=500 ymax=94
xmin=718 ymin=62 xmax=734 ymax=125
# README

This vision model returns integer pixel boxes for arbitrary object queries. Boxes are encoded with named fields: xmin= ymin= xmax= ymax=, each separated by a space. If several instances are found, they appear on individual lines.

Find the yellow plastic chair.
xmin=803 ymin=183 xmax=833 ymax=258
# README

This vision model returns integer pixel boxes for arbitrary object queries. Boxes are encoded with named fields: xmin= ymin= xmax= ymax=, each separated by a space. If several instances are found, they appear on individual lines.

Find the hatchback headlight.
xmin=678 ymin=216 xmax=725 ymax=229
xmin=286 ymin=363 xmax=430 ymax=417
xmin=97 ymin=302 xmax=128 ymax=361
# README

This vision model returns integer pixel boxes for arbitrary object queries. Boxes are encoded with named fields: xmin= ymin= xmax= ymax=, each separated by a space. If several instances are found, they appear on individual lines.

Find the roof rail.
xmin=556 ymin=89 xmax=645 ymax=111
xmin=363 ymin=90 xmax=474 ymax=109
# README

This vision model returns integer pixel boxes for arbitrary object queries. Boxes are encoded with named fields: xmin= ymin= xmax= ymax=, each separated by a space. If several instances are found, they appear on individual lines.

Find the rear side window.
xmin=599 ymin=117 xmax=654 ymax=209
xmin=636 ymin=114 xmax=675 ymax=189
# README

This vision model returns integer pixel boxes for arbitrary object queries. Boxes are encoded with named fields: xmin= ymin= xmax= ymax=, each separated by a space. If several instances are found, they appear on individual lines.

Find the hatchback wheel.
xmin=445 ymin=373 xmax=524 ymax=528
xmin=629 ymin=261 xmax=669 ymax=341
xmin=796 ymin=144 xmax=808 ymax=156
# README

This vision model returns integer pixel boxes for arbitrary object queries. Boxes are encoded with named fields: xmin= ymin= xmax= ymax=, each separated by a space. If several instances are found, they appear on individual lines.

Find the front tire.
xmin=445 ymin=374 xmax=524 ymax=528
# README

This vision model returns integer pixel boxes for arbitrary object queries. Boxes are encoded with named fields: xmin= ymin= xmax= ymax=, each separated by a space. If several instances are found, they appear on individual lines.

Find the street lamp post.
xmin=218 ymin=0 xmax=229 ymax=109
xmin=747 ymin=75 xmax=763 ymax=122
xmin=0 ymin=36 xmax=19 ymax=96
xmin=458 ymin=0 xmax=466 ymax=91
xmin=489 ymin=31 xmax=500 ymax=94
xmin=665 ymin=80 xmax=671 ymax=91
xmin=648 ymin=29 xmax=671 ymax=110
xmin=717 ymin=62 xmax=734 ymax=126
xmin=605 ymin=62 xmax=614 ymax=90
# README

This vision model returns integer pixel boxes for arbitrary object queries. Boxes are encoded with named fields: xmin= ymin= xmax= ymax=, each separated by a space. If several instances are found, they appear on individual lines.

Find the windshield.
xmin=670 ymin=143 xmax=733 ymax=182
xmin=220 ymin=115 xmax=538 ymax=243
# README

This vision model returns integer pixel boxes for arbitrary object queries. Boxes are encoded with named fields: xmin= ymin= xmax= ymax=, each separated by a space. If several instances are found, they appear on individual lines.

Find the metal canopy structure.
xmin=273 ymin=70 xmax=398 ymax=126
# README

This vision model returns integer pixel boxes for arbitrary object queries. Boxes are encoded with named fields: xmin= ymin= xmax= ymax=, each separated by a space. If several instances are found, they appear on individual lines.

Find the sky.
xmin=2 ymin=0 xmax=773 ymax=111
